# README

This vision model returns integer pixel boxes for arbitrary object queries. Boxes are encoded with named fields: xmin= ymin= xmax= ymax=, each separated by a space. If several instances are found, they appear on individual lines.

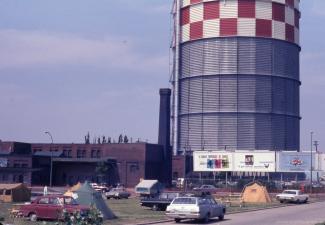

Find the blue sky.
xmin=0 ymin=0 xmax=324 ymax=151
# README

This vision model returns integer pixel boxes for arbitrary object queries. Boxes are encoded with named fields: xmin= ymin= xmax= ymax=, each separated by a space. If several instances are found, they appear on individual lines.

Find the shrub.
xmin=62 ymin=207 xmax=103 ymax=225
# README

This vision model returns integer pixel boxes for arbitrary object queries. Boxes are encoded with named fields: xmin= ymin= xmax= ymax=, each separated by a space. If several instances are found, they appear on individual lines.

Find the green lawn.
xmin=0 ymin=198 xmax=166 ymax=225
xmin=105 ymin=198 xmax=166 ymax=225
xmin=0 ymin=197 xmax=290 ymax=225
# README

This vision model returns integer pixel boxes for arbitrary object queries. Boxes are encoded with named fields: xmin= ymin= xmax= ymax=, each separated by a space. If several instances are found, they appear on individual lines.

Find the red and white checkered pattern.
xmin=180 ymin=0 xmax=300 ymax=45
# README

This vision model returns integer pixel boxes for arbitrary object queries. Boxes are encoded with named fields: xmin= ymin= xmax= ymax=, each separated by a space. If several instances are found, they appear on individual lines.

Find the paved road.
xmin=157 ymin=202 xmax=325 ymax=225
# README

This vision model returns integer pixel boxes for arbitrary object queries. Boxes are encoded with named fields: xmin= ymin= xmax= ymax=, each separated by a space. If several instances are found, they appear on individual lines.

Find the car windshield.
xmin=172 ymin=197 xmax=196 ymax=205
xmin=283 ymin=191 xmax=297 ymax=195
xmin=62 ymin=197 xmax=78 ymax=205
xmin=136 ymin=187 xmax=149 ymax=192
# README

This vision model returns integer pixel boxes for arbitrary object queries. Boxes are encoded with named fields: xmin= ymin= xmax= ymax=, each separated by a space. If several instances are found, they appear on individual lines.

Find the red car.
xmin=19 ymin=195 xmax=90 ymax=221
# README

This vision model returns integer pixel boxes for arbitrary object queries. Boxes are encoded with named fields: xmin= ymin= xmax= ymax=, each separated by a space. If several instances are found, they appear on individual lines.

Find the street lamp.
xmin=314 ymin=140 xmax=320 ymax=182
xmin=45 ymin=131 xmax=53 ymax=187
xmin=310 ymin=131 xmax=313 ymax=194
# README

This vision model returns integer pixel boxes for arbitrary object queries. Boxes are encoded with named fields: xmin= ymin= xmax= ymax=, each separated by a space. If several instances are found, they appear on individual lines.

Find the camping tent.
xmin=0 ymin=183 xmax=31 ymax=203
xmin=70 ymin=182 xmax=82 ymax=192
xmin=241 ymin=181 xmax=271 ymax=203
xmin=74 ymin=182 xmax=116 ymax=220
xmin=63 ymin=190 xmax=74 ymax=197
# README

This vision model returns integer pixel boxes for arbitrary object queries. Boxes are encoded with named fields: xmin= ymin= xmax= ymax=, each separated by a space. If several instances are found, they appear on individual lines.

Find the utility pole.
xmin=314 ymin=140 xmax=319 ymax=182
xmin=45 ymin=131 xmax=53 ymax=187
xmin=310 ymin=131 xmax=313 ymax=194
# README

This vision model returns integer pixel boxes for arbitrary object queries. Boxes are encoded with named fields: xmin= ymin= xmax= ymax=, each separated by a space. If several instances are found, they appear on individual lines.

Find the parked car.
xmin=90 ymin=183 xmax=109 ymax=193
xmin=276 ymin=190 xmax=309 ymax=203
xmin=193 ymin=185 xmax=218 ymax=194
xmin=18 ymin=195 xmax=90 ymax=221
xmin=105 ymin=188 xmax=130 ymax=199
xmin=140 ymin=192 xmax=181 ymax=211
xmin=166 ymin=196 xmax=226 ymax=223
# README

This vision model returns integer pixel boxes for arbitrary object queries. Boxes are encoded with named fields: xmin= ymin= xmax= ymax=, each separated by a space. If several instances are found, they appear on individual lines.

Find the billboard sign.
xmin=193 ymin=151 xmax=233 ymax=172
xmin=319 ymin=153 xmax=325 ymax=172
xmin=277 ymin=152 xmax=313 ymax=172
xmin=233 ymin=152 xmax=276 ymax=172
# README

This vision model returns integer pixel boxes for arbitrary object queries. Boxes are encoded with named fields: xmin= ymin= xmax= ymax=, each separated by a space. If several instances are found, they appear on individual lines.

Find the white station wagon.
xmin=166 ymin=196 xmax=226 ymax=223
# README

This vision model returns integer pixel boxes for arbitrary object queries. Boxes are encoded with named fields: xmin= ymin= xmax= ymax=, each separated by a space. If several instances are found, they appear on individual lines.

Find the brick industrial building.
xmin=0 ymin=141 xmax=167 ymax=188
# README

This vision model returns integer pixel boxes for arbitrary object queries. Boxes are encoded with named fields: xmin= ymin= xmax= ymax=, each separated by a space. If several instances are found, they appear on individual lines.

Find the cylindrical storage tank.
xmin=173 ymin=0 xmax=301 ymax=153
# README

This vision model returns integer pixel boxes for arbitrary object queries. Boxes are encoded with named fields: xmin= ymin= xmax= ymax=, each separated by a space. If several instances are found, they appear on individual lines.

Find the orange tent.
xmin=241 ymin=181 xmax=271 ymax=203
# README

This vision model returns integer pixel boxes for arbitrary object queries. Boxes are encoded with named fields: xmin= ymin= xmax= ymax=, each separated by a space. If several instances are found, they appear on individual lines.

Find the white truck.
xmin=276 ymin=190 xmax=309 ymax=204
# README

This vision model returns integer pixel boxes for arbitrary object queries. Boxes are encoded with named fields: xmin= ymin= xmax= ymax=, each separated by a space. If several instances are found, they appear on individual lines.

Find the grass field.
xmin=0 ymin=198 xmax=166 ymax=225
xmin=106 ymin=198 xmax=166 ymax=225
xmin=0 ymin=197 xmax=287 ymax=225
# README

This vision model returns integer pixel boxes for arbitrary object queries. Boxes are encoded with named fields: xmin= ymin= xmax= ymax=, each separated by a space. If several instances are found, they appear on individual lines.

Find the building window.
xmin=77 ymin=150 xmax=82 ymax=158
xmin=21 ymin=164 xmax=28 ymax=168
xmin=33 ymin=148 xmax=42 ymax=152
xmin=67 ymin=150 xmax=72 ymax=158
xmin=63 ymin=147 xmax=72 ymax=158
xmin=91 ymin=149 xmax=98 ymax=158
xmin=96 ymin=150 xmax=101 ymax=158
xmin=63 ymin=150 xmax=68 ymax=157
xmin=82 ymin=150 xmax=86 ymax=158
xmin=129 ymin=164 xmax=139 ymax=173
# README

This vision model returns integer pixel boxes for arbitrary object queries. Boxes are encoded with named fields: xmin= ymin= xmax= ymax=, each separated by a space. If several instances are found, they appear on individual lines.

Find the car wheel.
xmin=280 ymin=200 xmax=284 ymax=203
xmin=29 ymin=213 xmax=37 ymax=222
xmin=175 ymin=218 xmax=181 ymax=223
xmin=219 ymin=214 xmax=224 ymax=221
xmin=107 ymin=197 xmax=111 ymax=199
xmin=303 ymin=198 xmax=308 ymax=203
xmin=296 ymin=199 xmax=300 ymax=204
xmin=152 ymin=204 xmax=159 ymax=211
xmin=203 ymin=213 xmax=210 ymax=223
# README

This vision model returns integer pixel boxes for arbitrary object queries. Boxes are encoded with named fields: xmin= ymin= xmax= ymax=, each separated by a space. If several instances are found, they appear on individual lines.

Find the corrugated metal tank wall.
xmin=175 ymin=0 xmax=301 ymax=152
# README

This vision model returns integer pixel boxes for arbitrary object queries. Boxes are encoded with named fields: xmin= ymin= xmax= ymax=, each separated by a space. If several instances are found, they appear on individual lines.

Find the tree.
xmin=95 ymin=161 xmax=109 ymax=183
xmin=118 ymin=134 xmax=123 ymax=143
xmin=124 ymin=135 xmax=129 ymax=143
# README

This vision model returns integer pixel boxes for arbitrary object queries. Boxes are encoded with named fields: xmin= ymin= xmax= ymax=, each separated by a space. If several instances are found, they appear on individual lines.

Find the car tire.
xmin=303 ymin=198 xmax=308 ymax=203
xmin=219 ymin=214 xmax=224 ymax=221
xmin=175 ymin=218 xmax=181 ymax=223
xmin=280 ymin=200 xmax=284 ymax=203
xmin=29 ymin=213 xmax=37 ymax=222
xmin=152 ymin=204 xmax=160 ymax=211
xmin=203 ymin=213 xmax=210 ymax=223
xmin=107 ymin=197 xmax=111 ymax=199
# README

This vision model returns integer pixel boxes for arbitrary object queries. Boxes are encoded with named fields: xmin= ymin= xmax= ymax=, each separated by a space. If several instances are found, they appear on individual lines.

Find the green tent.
xmin=74 ymin=182 xmax=116 ymax=220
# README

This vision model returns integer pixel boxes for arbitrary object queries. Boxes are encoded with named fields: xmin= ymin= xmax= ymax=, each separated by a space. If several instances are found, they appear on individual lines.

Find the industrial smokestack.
xmin=158 ymin=88 xmax=172 ymax=186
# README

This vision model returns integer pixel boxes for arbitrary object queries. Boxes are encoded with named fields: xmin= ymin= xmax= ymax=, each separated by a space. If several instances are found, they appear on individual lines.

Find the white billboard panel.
xmin=277 ymin=152 xmax=317 ymax=172
xmin=233 ymin=152 xmax=276 ymax=172
xmin=193 ymin=151 xmax=233 ymax=172
xmin=320 ymin=153 xmax=325 ymax=172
